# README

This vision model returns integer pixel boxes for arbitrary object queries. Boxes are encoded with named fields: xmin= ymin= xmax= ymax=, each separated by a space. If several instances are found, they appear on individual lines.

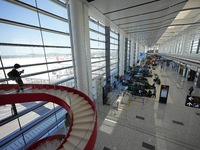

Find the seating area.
xmin=94 ymin=63 xmax=200 ymax=150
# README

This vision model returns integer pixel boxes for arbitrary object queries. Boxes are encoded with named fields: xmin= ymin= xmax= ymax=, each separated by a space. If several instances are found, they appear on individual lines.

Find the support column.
xmin=119 ymin=31 xmax=125 ymax=76
xmin=135 ymin=42 xmax=139 ymax=65
xmin=69 ymin=0 xmax=92 ymax=96
xmin=133 ymin=41 xmax=137 ymax=66
xmin=117 ymin=33 xmax=120 ymax=76
xmin=105 ymin=26 xmax=111 ymax=88
xmin=130 ymin=39 xmax=134 ymax=67
xmin=124 ymin=38 xmax=128 ymax=72
xmin=128 ymin=39 xmax=131 ymax=68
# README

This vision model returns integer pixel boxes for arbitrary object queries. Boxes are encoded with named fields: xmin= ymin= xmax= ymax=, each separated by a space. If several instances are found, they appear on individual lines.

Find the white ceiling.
xmin=84 ymin=0 xmax=200 ymax=47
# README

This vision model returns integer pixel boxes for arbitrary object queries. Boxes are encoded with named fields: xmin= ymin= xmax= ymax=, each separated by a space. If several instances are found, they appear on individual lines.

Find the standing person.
xmin=160 ymin=65 xmax=163 ymax=73
xmin=161 ymin=64 xmax=163 ymax=70
xmin=7 ymin=63 xmax=24 ymax=93
xmin=148 ymin=90 xmax=152 ymax=97
xmin=113 ymin=81 xmax=117 ymax=89
xmin=189 ymin=85 xmax=194 ymax=95
xmin=152 ymin=87 xmax=156 ymax=98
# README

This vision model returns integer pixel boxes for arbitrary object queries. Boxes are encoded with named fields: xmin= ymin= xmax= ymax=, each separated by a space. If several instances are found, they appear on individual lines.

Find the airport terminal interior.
xmin=0 ymin=0 xmax=200 ymax=150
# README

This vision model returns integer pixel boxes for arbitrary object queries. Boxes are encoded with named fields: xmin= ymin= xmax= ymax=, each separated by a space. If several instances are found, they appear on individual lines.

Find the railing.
xmin=0 ymin=84 xmax=70 ymax=150
xmin=0 ymin=105 xmax=66 ymax=149
xmin=0 ymin=84 xmax=97 ymax=150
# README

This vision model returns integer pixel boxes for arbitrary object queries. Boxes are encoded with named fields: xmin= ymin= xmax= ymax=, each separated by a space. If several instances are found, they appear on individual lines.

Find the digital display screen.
xmin=161 ymin=89 xmax=168 ymax=98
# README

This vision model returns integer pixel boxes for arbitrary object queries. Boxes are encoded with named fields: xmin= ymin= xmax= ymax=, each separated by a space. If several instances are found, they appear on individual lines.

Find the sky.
xmin=0 ymin=0 xmax=118 ymax=57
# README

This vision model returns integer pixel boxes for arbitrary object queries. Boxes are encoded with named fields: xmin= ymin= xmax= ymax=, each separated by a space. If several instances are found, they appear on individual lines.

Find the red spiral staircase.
xmin=0 ymin=84 xmax=97 ymax=150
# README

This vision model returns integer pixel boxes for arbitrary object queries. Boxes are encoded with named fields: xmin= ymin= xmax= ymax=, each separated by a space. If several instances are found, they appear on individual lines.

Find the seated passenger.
xmin=148 ymin=90 xmax=152 ymax=97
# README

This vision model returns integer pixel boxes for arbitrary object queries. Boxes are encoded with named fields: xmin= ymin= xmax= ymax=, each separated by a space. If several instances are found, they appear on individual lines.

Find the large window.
xmin=176 ymin=40 xmax=182 ymax=53
xmin=190 ymin=37 xmax=199 ymax=54
xmin=110 ymin=29 xmax=119 ymax=82
xmin=0 ymin=1 xmax=70 ymax=149
xmin=0 ymin=0 xmax=74 ymax=87
xmin=89 ymin=17 xmax=106 ymax=78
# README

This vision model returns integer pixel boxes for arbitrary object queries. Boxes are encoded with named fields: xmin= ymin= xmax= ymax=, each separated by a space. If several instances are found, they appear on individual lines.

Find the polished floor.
xmin=94 ymin=65 xmax=200 ymax=150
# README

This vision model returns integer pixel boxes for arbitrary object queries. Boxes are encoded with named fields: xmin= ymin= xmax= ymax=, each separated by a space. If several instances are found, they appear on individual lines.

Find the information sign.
xmin=185 ymin=95 xmax=200 ymax=108
xmin=159 ymin=85 xmax=169 ymax=104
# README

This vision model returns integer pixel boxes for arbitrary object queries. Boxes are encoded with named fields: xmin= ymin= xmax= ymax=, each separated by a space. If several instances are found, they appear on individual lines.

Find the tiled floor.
xmin=94 ymin=65 xmax=200 ymax=150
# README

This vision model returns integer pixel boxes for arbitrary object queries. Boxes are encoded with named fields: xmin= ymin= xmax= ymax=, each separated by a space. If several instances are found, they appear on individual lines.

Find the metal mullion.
xmin=91 ymin=56 xmax=105 ymax=59
xmin=89 ymin=17 xmax=105 ymax=29
xmin=0 ymin=60 xmax=72 ymax=70
xmin=90 ymin=48 xmax=106 ymax=50
xmin=53 ymin=76 xmax=74 ymax=85
xmin=91 ymin=60 xmax=106 ymax=64
xmin=110 ymin=29 xmax=118 ymax=34
xmin=0 ymin=66 xmax=73 ymax=82
xmin=110 ymin=58 xmax=117 ymax=61
xmin=0 ymin=42 xmax=71 ymax=48
xmin=190 ymin=40 xmax=194 ymax=53
xmin=0 ymin=19 xmax=70 ymax=36
xmin=196 ymin=39 xmax=200 ymax=54
xmin=0 ymin=106 xmax=63 ymax=148
xmin=110 ymin=62 xmax=117 ymax=66
xmin=89 ymin=28 xmax=105 ymax=36
xmin=21 ymin=66 xmax=73 ymax=78
xmin=110 ymin=36 xmax=118 ymax=41
xmin=110 ymin=43 xmax=118 ymax=46
xmin=110 ymin=48 xmax=118 ymax=51
xmin=111 ymin=67 xmax=117 ymax=71
xmin=51 ymin=0 xmax=67 ymax=8
xmin=0 ymin=101 xmax=48 ymax=126
xmin=92 ymin=66 xmax=106 ymax=72
xmin=6 ymin=0 xmax=68 ymax=22
xmin=90 ymin=38 xmax=105 ymax=43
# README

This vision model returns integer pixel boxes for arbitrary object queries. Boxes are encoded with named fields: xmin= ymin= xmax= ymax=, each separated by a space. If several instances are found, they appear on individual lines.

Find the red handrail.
xmin=0 ymin=84 xmax=97 ymax=150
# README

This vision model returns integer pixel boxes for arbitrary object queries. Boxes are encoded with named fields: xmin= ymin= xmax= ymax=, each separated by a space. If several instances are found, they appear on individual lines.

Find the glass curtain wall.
xmin=191 ymin=36 xmax=200 ymax=54
xmin=0 ymin=1 xmax=70 ymax=148
xmin=89 ymin=17 xmax=106 ymax=79
xmin=110 ymin=29 xmax=119 ymax=83
xmin=0 ymin=0 xmax=74 ymax=87
xmin=160 ymin=25 xmax=200 ymax=55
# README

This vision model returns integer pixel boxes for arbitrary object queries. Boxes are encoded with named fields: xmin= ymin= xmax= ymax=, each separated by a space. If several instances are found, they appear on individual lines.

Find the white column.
xmin=135 ymin=42 xmax=139 ymax=65
xmin=69 ymin=0 xmax=92 ymax=96
xmin=119 ymin=31 xmax=126 ymax=75
xmin=130 ymin=38 xmax=134 ymax=67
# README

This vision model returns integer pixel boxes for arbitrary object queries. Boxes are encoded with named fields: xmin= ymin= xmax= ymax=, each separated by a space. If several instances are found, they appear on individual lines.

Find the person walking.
xmin=7 ymin=63 xmax=24 ymax=93
xmin=189 ymin=85 xmax=194 ymax=95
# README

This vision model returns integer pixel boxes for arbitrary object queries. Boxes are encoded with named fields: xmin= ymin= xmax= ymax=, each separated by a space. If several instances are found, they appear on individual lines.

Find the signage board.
xmin=159 ymin=85 xmax=169 ymax=104
xmin=185 ymin=95 xmax=200 ymax=108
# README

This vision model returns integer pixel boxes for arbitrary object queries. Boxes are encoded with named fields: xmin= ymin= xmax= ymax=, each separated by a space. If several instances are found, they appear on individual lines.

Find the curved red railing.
xmin=0 ymin=84 xmax=97 ymax=150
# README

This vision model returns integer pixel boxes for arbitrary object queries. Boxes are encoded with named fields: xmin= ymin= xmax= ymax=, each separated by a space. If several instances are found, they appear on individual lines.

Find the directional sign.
xmin=185 ymin=95 xmax=200 ymax=108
